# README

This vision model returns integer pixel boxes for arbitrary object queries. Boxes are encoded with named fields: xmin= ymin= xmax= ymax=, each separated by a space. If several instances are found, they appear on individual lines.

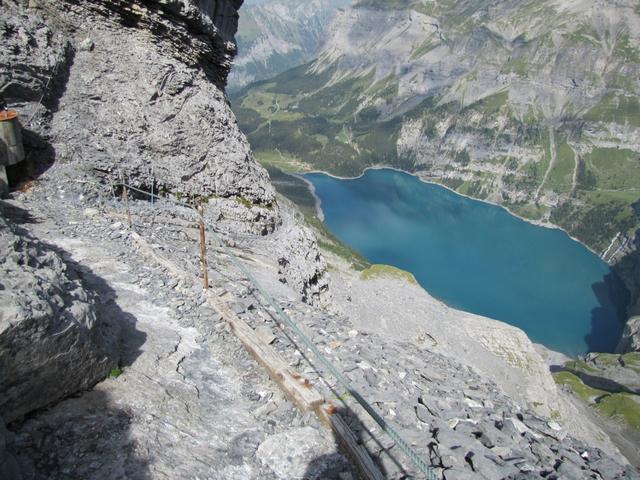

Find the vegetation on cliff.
xmin=232 ymin=0 xmax=640 ymax=258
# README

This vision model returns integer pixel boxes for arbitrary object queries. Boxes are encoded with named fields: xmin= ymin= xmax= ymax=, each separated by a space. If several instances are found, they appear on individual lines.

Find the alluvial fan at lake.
xmin=306 ymin=169 xmax=630 ymax=356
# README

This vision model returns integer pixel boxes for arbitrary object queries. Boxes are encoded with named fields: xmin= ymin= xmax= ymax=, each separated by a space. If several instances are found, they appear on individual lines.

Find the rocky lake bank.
xmin=2 ymin=162 xmax=639 ymax=478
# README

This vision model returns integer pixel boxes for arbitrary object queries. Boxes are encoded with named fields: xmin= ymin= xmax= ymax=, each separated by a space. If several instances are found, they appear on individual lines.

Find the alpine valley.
xmin=229 ymin=0 xmax=351 ymax=90
xmin=1 ymin=0 xmax=640 ymax=478
xmin=232 ymin=0 xmax=640 ymax=320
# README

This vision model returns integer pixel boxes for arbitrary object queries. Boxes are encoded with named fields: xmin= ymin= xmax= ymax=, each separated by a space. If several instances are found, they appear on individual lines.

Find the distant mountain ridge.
xmin=229 ymin=0 xmax=350 ymax=90
xmin=232 ymin=0 xmax=640 ymax=318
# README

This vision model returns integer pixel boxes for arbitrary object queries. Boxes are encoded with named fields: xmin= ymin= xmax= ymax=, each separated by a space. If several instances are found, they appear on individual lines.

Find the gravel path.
xmin=4 ymin=185 xmax=351 ymax=480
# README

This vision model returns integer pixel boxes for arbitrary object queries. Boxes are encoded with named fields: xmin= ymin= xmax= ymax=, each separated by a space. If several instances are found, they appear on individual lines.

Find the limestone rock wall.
xmin=1 ymin=0 xmax=329 ymax=295
xmin=276 ymin=216 xmax=330 ymax=307
xmin=0 ymin=215 xmax=121 ymax=423
xmin=618 ymin=316 xmax=640 ymax=353
xmin=1 ymin=0 xmax=278 ymax=235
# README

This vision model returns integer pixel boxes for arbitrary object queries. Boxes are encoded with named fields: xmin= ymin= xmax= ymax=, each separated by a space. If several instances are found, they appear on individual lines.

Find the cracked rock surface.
xmin=0 ymin=192 xmax=351 ymax=480
xmin=0 ymin=212 xmax=121 ymax=424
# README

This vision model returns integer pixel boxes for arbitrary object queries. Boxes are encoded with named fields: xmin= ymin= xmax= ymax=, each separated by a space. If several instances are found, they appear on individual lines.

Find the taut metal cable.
xmin=107 ymin=180 xmax=437 ymax=479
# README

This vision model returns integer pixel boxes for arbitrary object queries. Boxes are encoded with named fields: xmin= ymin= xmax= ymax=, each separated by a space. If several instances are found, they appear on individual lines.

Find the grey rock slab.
xmin=416 ymin=403 xmax=435 ymax=424
xmin=556 ymin=459 xmax=588 ymax=479
xmin=256 ymin=426 xmax=342 ymax=480
xmin=0 ymin=216 xmax=121 ymax=423
xmin=255 ymin=326 xmax=277 ymax=345
xmin=465 ymin=450 xmax=519 ymax=479
xmin=443 ymin=466 xmax=479 ymax=480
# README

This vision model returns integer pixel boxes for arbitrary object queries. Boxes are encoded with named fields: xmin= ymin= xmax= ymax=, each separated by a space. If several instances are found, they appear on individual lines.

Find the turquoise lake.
xmin=305 ymin=168 xmax=629 ymax=356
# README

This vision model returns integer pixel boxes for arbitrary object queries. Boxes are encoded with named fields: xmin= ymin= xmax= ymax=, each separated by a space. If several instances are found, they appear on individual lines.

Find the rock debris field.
xmin=1 ymin=170 xmax=639 ymax=480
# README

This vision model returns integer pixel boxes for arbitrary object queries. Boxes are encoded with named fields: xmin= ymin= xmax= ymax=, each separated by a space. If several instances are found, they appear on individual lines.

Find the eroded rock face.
xmin=2 ymin=0 xmax=332 ymax=294
xmin=1 ymin=0 xmax=278 ymax=235
xmin=0 ymin=215 xmax=120 ymax=423
xmin=276 ymin=217 xmax=330 ymax=306
xmin=617 ymin=316 xmax=640 ymax=353
xmin=0 ymin=4 xmax=70 ymax=106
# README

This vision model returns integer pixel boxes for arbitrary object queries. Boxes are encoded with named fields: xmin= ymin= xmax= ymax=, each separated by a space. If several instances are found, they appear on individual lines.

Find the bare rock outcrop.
xmin=617 ymin=316 xmax=640 ymax=353
xmin=1 ymin=0 xmax=278 ymax=235
xmin=0 ymin=214 xmax=121 ymax=423
xmin=271 ymin=200 xmax=331 ymax=307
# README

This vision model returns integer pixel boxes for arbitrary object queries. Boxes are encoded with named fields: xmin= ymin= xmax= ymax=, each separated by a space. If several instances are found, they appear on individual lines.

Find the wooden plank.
xmin=207 ymin=293 xmax=324 ymax=413
xmin=317 ymin=404 xmax=385 ymax=480
xmin=131 ymin=229 xmax=383 ymax=480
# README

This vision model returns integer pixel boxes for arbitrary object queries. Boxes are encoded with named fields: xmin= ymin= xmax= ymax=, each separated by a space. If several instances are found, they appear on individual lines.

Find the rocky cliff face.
xmin=2 ymin=0 xmax=277 ymax=233
xmin=1 ymin=0 xmax=330 ymax=293
xmin=618 ymin=316 xmax=640 ymax=353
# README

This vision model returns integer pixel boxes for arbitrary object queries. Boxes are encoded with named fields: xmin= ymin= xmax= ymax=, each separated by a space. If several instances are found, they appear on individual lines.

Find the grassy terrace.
xmin=554 ymin=371 xmax=640 ymax=431
xmin=360 ymin=264 xmax=418 ymax=284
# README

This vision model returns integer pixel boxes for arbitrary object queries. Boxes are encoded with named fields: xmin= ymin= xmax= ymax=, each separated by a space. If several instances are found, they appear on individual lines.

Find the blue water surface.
xmin=306 ymin=168 xmax=629 ymax=356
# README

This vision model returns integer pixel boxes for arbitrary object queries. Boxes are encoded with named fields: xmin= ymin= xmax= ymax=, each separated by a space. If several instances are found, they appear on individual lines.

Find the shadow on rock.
xmin=0 ymin=213 xmax=148 ymax=479
xmin=302 ymin=403 xmax=411 ymax=480
xmin=11 ymin=388 xmax=150 ymax=480
xmin=585 ymin=270 xmax=630 ymax=353
xmin=4 ymin=126 xmax=57 ymax=192
xmin=0 ymin=199 xmax=40 ymax=224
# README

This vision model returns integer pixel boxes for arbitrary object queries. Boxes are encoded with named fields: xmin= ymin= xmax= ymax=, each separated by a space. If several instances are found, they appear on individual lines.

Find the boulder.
xmin=0 ymin=216 xmax=120 ymax=422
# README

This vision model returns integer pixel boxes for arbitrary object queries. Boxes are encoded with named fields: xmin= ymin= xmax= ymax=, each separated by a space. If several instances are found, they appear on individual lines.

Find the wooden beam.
xmin=130 ymin=229 xmax=384 ymax=480
xmin=207 ymin=293 xmax=324 ymax=412
xmin=317 ymin=404 xmax=385 ymax=480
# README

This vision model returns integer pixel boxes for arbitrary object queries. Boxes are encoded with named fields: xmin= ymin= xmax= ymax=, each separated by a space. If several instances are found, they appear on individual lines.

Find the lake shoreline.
xmin=299 ymin=166 xmax=629 ymax=357
xmin=299 ymin=165 xmax=606 ymax=260
xmin=290 ymin=173 xmax=325 ymax=221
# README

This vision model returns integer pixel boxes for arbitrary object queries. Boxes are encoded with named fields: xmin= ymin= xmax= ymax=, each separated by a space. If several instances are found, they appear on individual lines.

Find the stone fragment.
xmin=415 ymin=403 xmax=433 ymax=424
xmin=256 ymin=427 xmax=336 ymax=479
xmin=78 ymin=38 xmax=95 ymax=52
xmin=255 ymin=326 xmax=276 ymax=345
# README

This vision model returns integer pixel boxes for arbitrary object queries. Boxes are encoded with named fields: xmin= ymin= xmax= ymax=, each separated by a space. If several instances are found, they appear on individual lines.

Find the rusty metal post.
xmin=198 ymin=205 xmax=209 ymax=290
xmin=122 ymin=181 xmax=132 ymax=228
xmin=0 ymin=110 xmax=25 ymax=167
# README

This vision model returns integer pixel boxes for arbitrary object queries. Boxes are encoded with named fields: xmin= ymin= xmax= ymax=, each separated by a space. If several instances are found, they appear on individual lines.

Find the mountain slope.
xmin=229 ymin=0 xmax=351 ymax=90
xmin=232 ymin=0 xmax=640 ymax=268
